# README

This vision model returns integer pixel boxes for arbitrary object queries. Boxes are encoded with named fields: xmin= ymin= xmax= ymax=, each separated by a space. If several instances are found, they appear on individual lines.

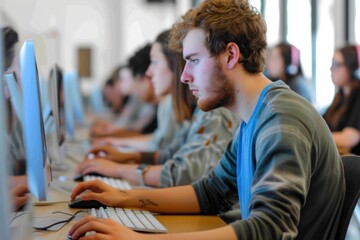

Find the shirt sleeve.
xmin=157 ymin=121 xmax=190 ymax=163
xmin=192 ymin=136 xmax=239 ymax=214
xmin=229 ymin=113 xmax=313 ymax=239
xmin=159 ymin=108 xmax=238 ymax=187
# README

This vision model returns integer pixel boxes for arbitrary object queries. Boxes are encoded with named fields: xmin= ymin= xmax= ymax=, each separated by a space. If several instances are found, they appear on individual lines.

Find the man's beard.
xmin=197 ymin=59 xmax=235 ymax=112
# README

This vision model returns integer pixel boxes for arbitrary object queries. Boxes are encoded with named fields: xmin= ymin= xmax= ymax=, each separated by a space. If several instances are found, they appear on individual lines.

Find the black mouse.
xmin=68 ymin=197 xmax=106 ymax=208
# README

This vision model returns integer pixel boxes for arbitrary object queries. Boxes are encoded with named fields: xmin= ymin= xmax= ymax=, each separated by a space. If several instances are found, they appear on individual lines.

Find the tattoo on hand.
xmin=139 ymin=199 xmax=158 ymax=208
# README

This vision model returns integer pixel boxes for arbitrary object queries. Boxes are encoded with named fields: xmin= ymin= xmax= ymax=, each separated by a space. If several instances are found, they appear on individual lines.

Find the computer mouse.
xmin=68 ymin=197 xmax=106 ymax=208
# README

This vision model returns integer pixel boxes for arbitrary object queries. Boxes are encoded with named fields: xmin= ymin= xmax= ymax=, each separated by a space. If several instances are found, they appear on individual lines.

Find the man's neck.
xmin=231 ymin=72 xmax=271 ymax=123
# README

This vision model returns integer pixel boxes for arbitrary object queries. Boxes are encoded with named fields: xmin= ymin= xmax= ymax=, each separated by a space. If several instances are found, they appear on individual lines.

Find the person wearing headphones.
xmin=323 ymin=45 xmax=360 ymax=155
xmin=266 ymin=42 xmax=314 ymax=103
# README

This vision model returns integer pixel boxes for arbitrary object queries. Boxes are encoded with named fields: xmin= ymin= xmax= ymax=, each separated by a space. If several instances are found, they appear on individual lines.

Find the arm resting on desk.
xmin=71 ymin=180 xmax=200 ymax=214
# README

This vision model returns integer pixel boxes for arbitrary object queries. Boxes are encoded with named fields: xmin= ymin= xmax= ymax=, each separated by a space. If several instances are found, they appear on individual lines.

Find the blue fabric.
xmin=237 ymin=84 xmax=272 ymax=219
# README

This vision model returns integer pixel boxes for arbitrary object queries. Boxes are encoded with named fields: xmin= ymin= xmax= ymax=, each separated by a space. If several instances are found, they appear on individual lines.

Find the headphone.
xmin=354 ymin=45 xmax=360 ymax=80
xmin=287 ymin=44 xmax=300 ymax=75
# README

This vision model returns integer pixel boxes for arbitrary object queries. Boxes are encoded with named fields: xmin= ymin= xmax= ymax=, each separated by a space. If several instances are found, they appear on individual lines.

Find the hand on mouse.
xmin=70 ymin=180 xmax=128 ymax=206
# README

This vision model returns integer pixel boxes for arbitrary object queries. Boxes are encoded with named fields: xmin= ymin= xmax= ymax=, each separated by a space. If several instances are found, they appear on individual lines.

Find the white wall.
xmin=1 ymin=0 xmax=191 ymax=94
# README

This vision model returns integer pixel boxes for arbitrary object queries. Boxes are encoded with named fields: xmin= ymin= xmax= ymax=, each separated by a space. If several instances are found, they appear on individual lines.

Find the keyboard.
xmin=83 ymin=175 xmax=132 ymax=190
xmin=89 ymin=207 xmax=167 ymax=233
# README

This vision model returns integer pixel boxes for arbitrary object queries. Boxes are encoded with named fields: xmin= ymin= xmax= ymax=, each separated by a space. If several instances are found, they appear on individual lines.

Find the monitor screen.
xmin=63 ymin=71 xmax=75 ymax=137
xmin=63 ymin=71 xmax=85 ymax=137
xmin=20 ymin=40 xmax=50 ymax=201
xmin=68 ymin=71 xmax=85 ymax=125
xmin=90 ymin=84 xmax=107 ymax=114
xmin=49 ymin=64 xmax=65 ymax=146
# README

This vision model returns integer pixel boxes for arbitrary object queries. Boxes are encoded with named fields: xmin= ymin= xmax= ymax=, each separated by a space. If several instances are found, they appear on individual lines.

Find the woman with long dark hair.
xmin=323 ymin=45 xmax=360 ymax=155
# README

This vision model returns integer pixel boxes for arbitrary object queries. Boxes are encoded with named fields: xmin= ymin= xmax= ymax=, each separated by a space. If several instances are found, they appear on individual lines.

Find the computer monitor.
xmin=20 ymin=40 xmax=51 ymax=201
xmin=20 ymin=40 xmax=70 ymax=204
xmin=64 ymin=71 xmax=85 ymax=126
xmin=39 ymin=76 xmax=52 ymax=123
xmin=63 ymin=71 xmax=75 ymax=137
xmin=90 ymin=84 xmax=107 ymax=114
xmin=48 ymin=64 xmax=66 ymax=165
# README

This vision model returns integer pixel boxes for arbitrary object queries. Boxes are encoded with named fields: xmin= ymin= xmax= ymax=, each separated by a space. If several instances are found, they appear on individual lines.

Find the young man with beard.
xmin=67 ymin=0 xmax=345 ymax=239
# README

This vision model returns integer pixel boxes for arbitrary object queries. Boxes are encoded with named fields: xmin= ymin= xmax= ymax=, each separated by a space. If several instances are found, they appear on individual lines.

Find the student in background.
xmin=266 ymin=42 xmax=314 ymax=103
xmin=323 ymin=45 xmax=360 ymax=155
xmin=91 ymin=44 xmax=157 ymax=138
xmin=76 ymin=30 xmax=238 ymax=187
xmin=92 ymin=66 xmax=130 ymax=134
xmin=68 ymin=0 xmax=344 ymax=239
xmin=2 ymin=26 xmax=29 ymax=210
xmin=91 ymin=34 xmax=188 ymax=154
xmin=102 ymin=66 xmax=127 ymax=114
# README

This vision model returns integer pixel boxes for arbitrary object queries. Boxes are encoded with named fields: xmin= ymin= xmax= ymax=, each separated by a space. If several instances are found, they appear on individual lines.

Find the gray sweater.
xmin=193 ymin=81 xmax=345 ymax=239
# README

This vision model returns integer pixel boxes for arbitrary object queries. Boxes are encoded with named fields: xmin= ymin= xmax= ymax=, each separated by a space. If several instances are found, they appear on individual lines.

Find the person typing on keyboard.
xmin=75 ymin=30 xmax=238 ymax=188
xmin=68 ymin=0 xmax=344 ymax=239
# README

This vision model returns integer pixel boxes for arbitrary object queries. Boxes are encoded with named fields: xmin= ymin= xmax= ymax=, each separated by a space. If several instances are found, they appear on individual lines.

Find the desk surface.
xmin=33 ymin=127 xmax=226 ymax=239
xmin=33 ymin=202 xmax=226 ymax=239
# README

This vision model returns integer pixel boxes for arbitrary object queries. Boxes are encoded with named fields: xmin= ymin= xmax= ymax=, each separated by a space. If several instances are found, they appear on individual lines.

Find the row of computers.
xmin=1 ymin=38 xmax=167 ymax=238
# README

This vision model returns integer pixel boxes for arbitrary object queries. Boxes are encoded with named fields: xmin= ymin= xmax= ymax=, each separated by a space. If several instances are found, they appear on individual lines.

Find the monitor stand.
xmin=32 ymin=184 xmax=71 ymax=206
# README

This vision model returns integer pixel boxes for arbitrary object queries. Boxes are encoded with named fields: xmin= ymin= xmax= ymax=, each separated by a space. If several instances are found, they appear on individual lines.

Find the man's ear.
xmin=225 ymin=42 xmax=242 ymax=69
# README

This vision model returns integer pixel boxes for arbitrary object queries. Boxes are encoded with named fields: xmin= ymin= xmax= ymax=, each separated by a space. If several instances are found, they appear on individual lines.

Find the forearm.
xmin=123 ymin=185 xmax=201 ymax=214
xmin=121 ymin=165 xmax=161 ymax=187
xmin=142 ymin=225 xmax=237 ymax=240
xmin=332 ymin=127 xmax=360 ymax=148
xmin=113 ymin=134 xmax=153 ymax=150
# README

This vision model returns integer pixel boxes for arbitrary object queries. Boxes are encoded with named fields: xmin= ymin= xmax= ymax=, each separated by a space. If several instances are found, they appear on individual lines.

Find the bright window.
xmin=315 ymin=0 xmax=336 ymax=110
xmin=249 ymin=0 xmax=262 ymax=13
xmin=264 ymin=0 xmax=281 ymax=46
xmin=355 ymin=1 xmax=360 ymax=42
xmin=287 ymin=1 xmax=312 ymax=88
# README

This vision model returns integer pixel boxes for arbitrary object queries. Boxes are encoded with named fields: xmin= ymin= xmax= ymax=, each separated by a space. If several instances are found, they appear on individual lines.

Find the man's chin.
xmin=197 ymin=99 xmax=220 ymax=112
xmin=197 ymin=96 xmax=234 ymax=112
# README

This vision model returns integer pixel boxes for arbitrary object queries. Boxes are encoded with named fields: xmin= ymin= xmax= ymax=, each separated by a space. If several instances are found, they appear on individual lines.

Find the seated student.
xmin=91 ymin=42 xmax=185 ymax=155
xmin=76 ymin=29 xmax=238 ymax=187
xmin=266 ymin=42 xmax=314 ymax=103
xmin=102 ymin=67 xmax=127 ymax=114
xmin=68 ymin=1 xmax=344 ymax=239
xmin=323 ymin=45 xmax=360 ymax=155
xmin=91 ymin=45 xmax=158 ymax=138
xmin=2 ymin=26 xmax=30 ymax=210
xmin=91 ymin=67 xmax=130 ymax=134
